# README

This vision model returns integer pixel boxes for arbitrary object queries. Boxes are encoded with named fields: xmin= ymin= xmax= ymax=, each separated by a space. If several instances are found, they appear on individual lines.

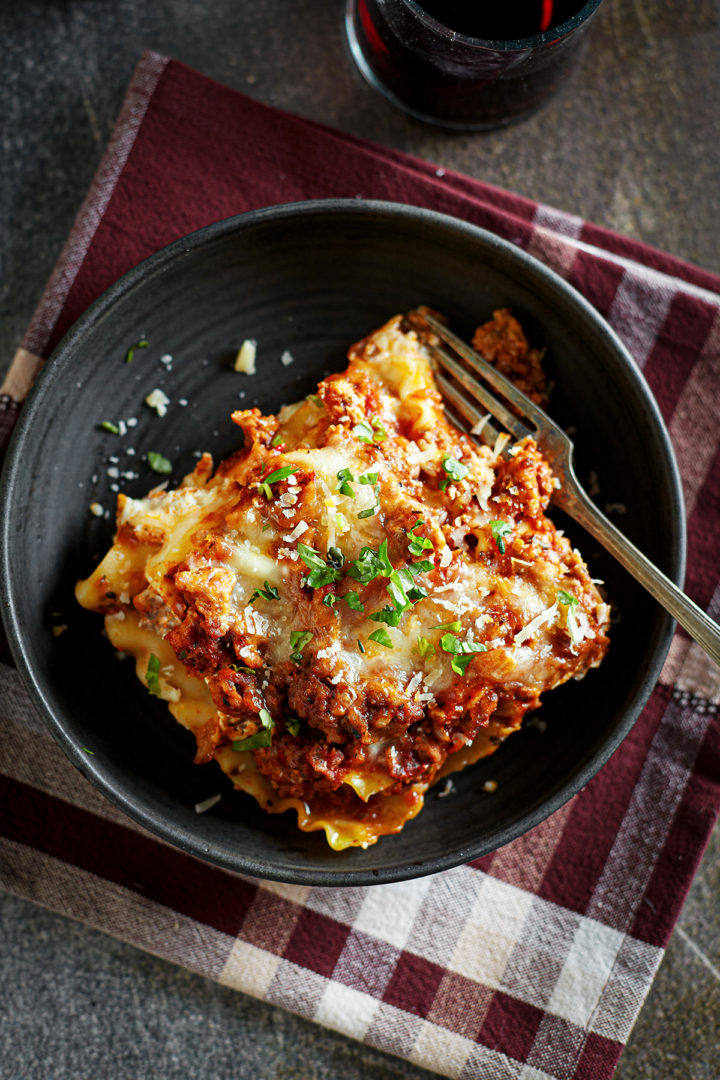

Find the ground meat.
xmin=473 ymin=308 xmax=549 ymax=409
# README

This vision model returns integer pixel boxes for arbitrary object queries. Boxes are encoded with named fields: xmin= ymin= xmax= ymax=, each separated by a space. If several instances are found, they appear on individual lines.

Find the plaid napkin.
xmin=2 ymin=53 xmax=719 ymax=1080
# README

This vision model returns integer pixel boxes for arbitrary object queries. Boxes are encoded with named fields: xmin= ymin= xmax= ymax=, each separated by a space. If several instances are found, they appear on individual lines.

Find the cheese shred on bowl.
xmin=76 ymin=311 xmax=610 ymax=850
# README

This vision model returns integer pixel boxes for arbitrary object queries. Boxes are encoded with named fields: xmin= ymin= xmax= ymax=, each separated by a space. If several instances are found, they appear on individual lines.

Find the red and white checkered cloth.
xmin=2 ymin=53 xmax=719 ymax=1080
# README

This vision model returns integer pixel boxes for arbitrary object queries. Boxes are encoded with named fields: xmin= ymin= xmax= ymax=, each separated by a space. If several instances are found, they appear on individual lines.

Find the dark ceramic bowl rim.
xmin=0 ymin=199 xmax=685 ymax=885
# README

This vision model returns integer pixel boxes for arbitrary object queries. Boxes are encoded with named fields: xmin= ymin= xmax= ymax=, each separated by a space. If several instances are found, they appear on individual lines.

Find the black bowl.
xmin=0 ymin=200 xmax=684 ymax=885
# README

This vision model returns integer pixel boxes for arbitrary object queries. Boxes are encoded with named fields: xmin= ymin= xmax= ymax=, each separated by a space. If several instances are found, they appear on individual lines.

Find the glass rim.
xmin=402 ymin=0 xmax=606 ymax=49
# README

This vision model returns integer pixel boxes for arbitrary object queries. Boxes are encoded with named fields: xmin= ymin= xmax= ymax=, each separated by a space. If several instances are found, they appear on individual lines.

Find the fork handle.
xmin=558 ymin=484 xmax=720 ymax=668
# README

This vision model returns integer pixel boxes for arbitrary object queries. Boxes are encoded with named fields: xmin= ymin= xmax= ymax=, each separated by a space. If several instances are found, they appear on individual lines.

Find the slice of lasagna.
xmin=76 ymin=312 xmax=610 ymax=849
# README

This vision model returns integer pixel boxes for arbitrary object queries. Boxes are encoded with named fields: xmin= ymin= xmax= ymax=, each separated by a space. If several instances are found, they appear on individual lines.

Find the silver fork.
xmin=410 ymin=308 xmax=720 ymax=667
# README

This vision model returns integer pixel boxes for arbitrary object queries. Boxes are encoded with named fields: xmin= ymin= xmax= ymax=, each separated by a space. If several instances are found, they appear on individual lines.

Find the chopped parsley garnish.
xmin=440 ymin=633 xmax=487 ymax=676
xmin=343 ymin=591 xmax=364 ymax=611
xmin=232 ymin=707 xmax=274 ymax=751
xmin=558 ymin=589 xmax=578 ymax=607
xmin=353 ymin=419 xmax=387 ymax=444
xmin=439 ymin=455 xmax=469 ymax=492
xmin=289 ymin=629 xmax=314 ymax=663
xmin=250 ymin=580 xmax=280 ymax=603
xmin=347 ymin=539 xmax=393 ymax=584
xmin=100 ymin=421 xmax=120 ymax=434
xmin=258 ymin=464 xmax=300 ymax=498
xmin=125 ymin=339 xmax=149 ymax=363
xmin=146 ymin=654 xmax=162 ymax=697
xmin=297 ymin=543 xmax=344 ymax=588
xmin=417 ymin=636 xmax=435 ymax=659
xmin=285 ymin=716 xmax=302 ymax=737
xmin=368 ymin=627 xmax=393 ymax=648
xmin=433 ymin=620 xmax=462 ymax=632
xmin=270 ymin=433 xmax=284 ymax=447
xmin=147 ymin=451 xmax=172 ymax=474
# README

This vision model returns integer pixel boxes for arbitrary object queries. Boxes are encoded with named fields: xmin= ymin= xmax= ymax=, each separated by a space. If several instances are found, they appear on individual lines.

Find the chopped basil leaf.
xmin=258 ymin=708 xmax=273 ymax=729
xmin=290 ymin=630 xmax=314 ymax=652
xmin=347 ymin=540 xmax=393 ymax=584
xmin=125 ymin=339 xmax=149 ymax=363
xmin=100 ymin=421 xmax=120 ymax=434
xmin=232 ymin=729 xmax=272 ymax=751
xmin=407 ymin=585 xmax=428 ymax=602
xmin=261 ymin=523 xmax=271 ymax=532
xmin=434 ymin=620 xmax=462 ymax=632
xmin=440 ymin=633 xmax=461 ymax=653
xmin=327 ymin=546 xmax=345 ymax=569
xmin=307 ymin=394 xmax=323 ymax=407
xmin=490 ymin=520 xmax=513 ymax=554
xmin=353 ymin=420 xmax=375 ymax=443
xmin=408 ymin=531 xmax=433 ymax=557
xmin=343 ymin=591 xmax=364 ymax=611
xmin=368 ymin=627 xmax=393 ymax=648
xmin=357 ymin=640 xmax=365 ymax=653
xmin=264 ymin=465 xmax=300 ymax=485
xmin=558 ymin=589 xmax=578 ymax=607
xmin=289 ymin=630 xmax=313 ymax=663
xmin=147 ymin=451 xmax=172 ymax=474
xmin=440 ymin=632 xmax=487 ymax=675
xmin=417 ymin=636 xmax=435 ymax=658
xmin=410 ymin=560 xmax=433 ymax=575
xmin=82 ymin=747 xmax=95 ymax=755
xmin=250 ymin=580 xmax=280 ymax=603
xmin=285 ymin=716 xmax=302 ymax=737
xmin=337 ymin=468 xmax=356 ymax=497
xmin=307 ymin=567 xmax=341 ymax=588
xmin=450 ymin=653 xmax=475 ymax=676
xmin=369 ymin=606 xmax=403 ymax=627
xmin=297 ymin=543 xmax=326 ymax=570
xmin=322 ymin=594 xmax=336 ymax=609
xmin=358 ymin=472 xmax=379 ymax=485
xmin=357 ymin=505 xmax=379 ymax=519
xmin=270 ymin=434 xmax=284 ymax=447
xmin=146 ymin=654 xmax=162 ymax=697
xmin=299 ymin=543 xmax=344 ymax=588
xmin=440 ymin=455 xmax=469 ymax=492
xmin=353 ymin=419 xmax=387 ymax=444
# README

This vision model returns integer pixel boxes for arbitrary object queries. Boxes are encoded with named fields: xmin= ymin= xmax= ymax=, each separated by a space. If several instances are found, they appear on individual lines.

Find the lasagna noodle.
xmin=76 ymin=312 xmax=610 ymax=849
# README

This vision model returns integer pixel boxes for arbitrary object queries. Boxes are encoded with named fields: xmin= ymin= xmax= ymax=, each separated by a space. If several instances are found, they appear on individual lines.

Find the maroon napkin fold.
xmin=1 ymin=52 xmax=719 ymax=1080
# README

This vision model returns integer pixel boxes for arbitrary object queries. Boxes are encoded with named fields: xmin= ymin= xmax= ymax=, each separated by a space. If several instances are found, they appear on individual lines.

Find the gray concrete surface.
xmin=2 ymin=0 xmax=719 ymax=1076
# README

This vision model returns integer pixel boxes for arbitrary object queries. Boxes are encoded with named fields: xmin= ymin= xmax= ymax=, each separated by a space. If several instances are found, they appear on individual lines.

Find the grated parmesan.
xmin=145 ymin=389 xmax=170 ymax=417
xmin=234 ymin=339 xmax=257 ymax=374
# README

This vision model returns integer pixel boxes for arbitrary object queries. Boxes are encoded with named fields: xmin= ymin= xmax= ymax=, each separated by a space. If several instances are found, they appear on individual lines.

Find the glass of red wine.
xmin=345 ymin=0 xmax=606 ymax=130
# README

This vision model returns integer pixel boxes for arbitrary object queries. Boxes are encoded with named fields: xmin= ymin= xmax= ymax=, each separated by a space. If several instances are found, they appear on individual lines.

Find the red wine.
xmin=349 ymin=0 xmax=602 ymax=130
xmin=416 ymin=1 xmax=587 ymax=40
